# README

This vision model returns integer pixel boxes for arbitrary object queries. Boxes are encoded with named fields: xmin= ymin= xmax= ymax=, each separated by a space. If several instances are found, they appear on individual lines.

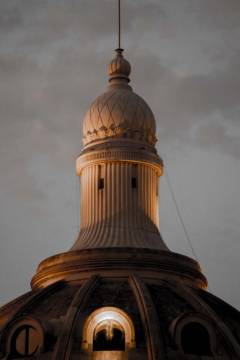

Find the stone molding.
xmin=31 ymin=248 xmax=207 ymax=290
xmin=76 ymin=148 xmax=163 ymax=175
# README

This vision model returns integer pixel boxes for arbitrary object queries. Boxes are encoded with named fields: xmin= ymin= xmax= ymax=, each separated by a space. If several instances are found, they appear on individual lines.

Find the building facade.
xmin=0 ymin=49 xmax=240 ymax=360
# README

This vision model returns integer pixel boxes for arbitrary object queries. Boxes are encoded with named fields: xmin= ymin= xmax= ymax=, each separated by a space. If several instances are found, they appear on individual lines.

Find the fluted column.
xmin=71 ymin=145 xmax=168 ymax=251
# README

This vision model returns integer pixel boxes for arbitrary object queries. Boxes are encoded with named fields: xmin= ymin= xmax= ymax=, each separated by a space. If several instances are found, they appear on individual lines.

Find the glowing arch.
xmin=82 ymin=307 xmax=135 ymax=351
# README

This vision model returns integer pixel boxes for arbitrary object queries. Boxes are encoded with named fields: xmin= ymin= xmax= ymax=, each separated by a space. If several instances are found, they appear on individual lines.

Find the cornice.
xmin=31 ymin=248 xmax=207 ymax=290
xmin=76 ymin=147 xmax=163 ymax=175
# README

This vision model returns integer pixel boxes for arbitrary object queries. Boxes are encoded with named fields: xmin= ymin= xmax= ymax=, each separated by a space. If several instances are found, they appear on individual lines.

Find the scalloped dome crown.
xmin=82 ymin=49 xmax=157 ymax=147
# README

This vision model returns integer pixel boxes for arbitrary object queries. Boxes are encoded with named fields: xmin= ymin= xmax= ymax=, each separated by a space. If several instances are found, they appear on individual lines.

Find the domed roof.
xmin=1 ymin=248 xmax=240 ymax=359
xmin=83 ymin=49 xmax=157 ymax=147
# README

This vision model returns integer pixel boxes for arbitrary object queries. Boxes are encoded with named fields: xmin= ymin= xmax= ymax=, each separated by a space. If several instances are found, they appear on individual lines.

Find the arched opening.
xmin=93 ymin=320 xmax=125 ymax=351
xmin=82 ymin=307 xmax=135 ymax=352
xmin=181 ymin=322 xmax=212 ymax=356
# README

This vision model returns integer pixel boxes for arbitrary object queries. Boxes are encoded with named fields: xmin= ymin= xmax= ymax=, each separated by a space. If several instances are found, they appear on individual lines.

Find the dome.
xmin=0 ymin=248 xmax=239 ymax=359
xmin=82 ymin=50 xmax=157 ymax=147
xmin=83 ymin=90 xmax=157 ymax=147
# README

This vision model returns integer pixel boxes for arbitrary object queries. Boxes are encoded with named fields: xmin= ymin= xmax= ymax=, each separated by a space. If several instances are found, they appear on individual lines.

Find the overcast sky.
xmin=0 ymin=0 xmax=240 ymax=309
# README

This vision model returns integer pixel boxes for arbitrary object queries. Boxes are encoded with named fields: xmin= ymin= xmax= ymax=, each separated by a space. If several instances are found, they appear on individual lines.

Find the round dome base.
xmin=31 ymin=248 xmax=207 ymax=290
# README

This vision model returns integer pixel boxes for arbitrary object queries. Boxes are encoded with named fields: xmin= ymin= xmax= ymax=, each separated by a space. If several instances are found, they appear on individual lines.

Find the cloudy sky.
xmin=0 ymin=0 xmax=240 ymax=309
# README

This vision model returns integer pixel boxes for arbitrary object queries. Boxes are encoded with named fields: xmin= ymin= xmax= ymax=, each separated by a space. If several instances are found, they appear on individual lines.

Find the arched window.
xmin=82 ymin=307 xmax=135 ymax=352
xmin=93 ymin=320 xmax=125 ymax=351
xmin=181 ymin=322 xmax=212 ymax=356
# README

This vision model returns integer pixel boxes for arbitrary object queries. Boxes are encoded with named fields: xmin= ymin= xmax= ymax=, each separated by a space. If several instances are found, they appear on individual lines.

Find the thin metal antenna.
xmin=118 ymin=0 xmax=121 ymax=49
xmin=164 ymin=168 xmax=199 ymax=262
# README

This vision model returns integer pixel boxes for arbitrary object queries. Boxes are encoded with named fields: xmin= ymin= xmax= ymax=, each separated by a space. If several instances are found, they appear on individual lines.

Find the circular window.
xmin=5 ymin=318 xmax=44 ymax=358
xmin=10 ymin=324 xmax=41 ymax=357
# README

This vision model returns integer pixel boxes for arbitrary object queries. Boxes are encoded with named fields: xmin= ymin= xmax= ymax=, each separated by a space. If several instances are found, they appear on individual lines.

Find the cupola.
xmin=82 ymin=49 xmax=157 ymax=148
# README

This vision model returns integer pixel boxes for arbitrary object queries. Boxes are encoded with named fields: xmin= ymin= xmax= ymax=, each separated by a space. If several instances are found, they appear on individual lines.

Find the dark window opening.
xmin=98 ymin=178 xmax=104 ymax=189
xmin=131 ymin=177 xmax=137 ymax=189
xmin=181 ymin=322 xmax=212 ymax=356
xmin=93 ymin=328 xmax=125 ymax=351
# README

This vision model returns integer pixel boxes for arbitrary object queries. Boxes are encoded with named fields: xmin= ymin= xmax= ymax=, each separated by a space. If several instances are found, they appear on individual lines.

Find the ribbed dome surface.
xmin=83 ymin=89 xmax=157 ymax=146
xmin=82 ymin=50 xmax=157 ymax=147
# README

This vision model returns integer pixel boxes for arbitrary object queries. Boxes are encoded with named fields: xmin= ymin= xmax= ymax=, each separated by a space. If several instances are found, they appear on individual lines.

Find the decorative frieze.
xmin=76 ymin=148 xmax=163 ymax=175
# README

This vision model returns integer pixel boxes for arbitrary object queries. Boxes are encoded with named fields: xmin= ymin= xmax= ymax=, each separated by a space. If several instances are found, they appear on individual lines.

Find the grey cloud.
xmin=193 ymin=120 xmax=240 ymax=159
xmin=129 ymin=49 xmax=240 ymax=158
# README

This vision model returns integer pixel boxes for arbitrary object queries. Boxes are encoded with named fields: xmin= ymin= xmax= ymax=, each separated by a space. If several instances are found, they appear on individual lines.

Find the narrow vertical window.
xmin=131 ymin=177 xmax=137 ymax=189
xmin=98 ymin=165 xmax=104 ymax=190
xmin=132 ymin=164 xmax=138 ymax=189
xmin=98 ymin=178 xmax=104 ymax=189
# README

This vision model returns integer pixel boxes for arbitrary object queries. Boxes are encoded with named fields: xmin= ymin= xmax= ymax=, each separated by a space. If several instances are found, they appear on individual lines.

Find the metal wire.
xmin=164 ymin=167 xmax=199 ymax=262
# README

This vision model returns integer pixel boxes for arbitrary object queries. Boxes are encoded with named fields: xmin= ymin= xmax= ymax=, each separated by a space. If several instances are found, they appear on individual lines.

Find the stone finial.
xmin=108 ymin=48 xmax=131 ymax=83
